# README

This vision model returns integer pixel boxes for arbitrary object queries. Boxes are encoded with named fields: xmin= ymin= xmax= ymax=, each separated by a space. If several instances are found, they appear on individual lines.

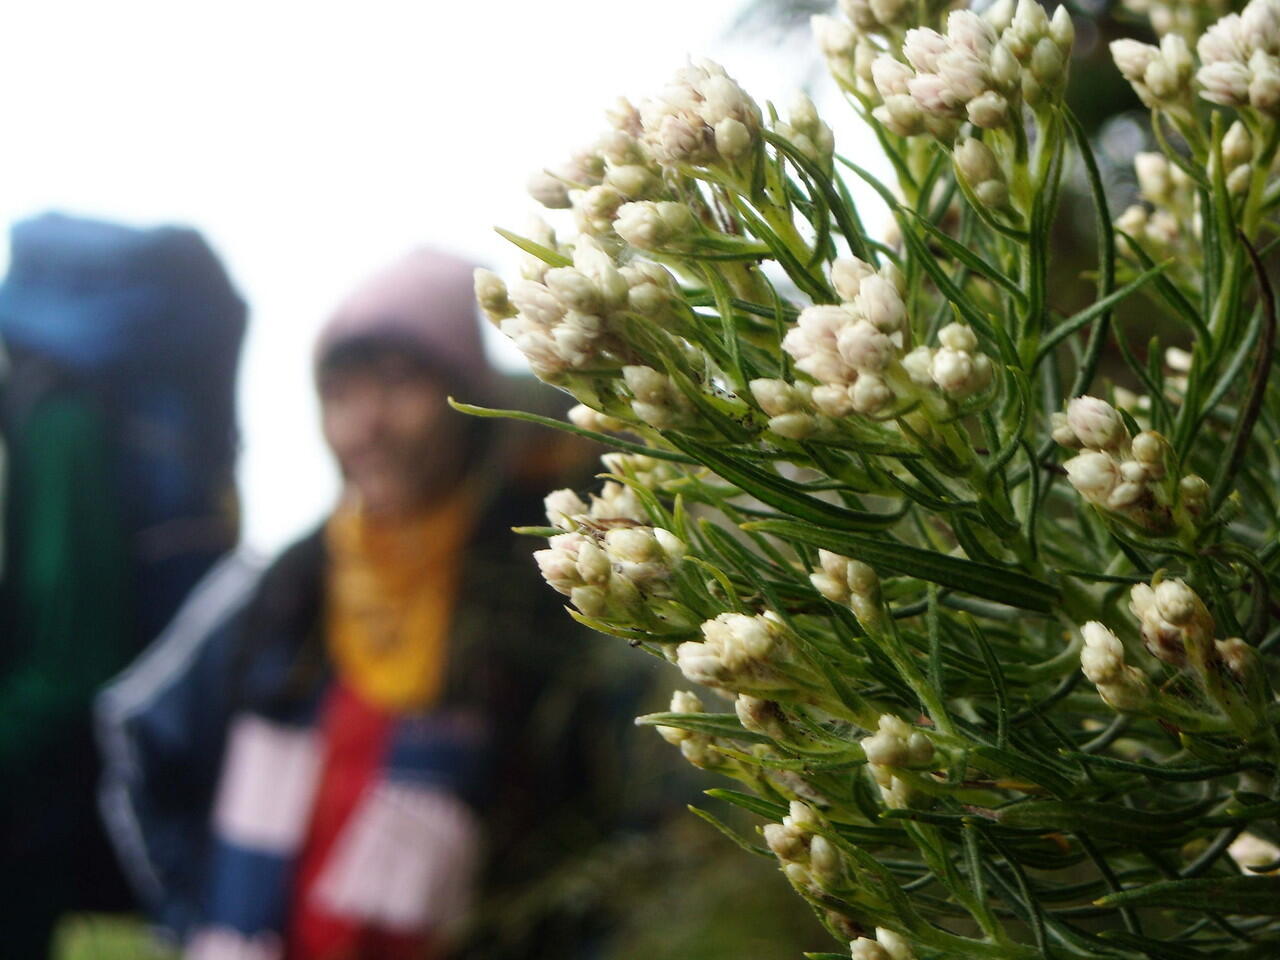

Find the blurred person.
xmin=0 ymin=213 xmax=246 ymax=957
xmin=98 ymin=249 xmax=648 ymax=960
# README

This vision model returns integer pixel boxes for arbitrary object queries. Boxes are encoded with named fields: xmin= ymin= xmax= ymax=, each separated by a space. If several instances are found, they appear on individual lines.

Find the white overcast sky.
xmin=0 ymin=0 xmax=890 ymax=552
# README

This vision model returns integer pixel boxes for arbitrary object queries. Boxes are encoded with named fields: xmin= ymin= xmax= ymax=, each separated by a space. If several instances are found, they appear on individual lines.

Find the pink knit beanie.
xmin=315 ymin=247 xmax=495 ymax=401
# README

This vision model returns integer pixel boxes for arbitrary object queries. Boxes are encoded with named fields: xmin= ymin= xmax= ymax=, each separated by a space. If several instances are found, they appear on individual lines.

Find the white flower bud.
xmin=575 ymin=540 xmax=612 ymax=585
xmin=769 ymin=412 xmax=818 ymax=439
xmin=1031 ymin=37 xmax=1065 ymax=84
xmin=851 ymin=374 xmax=894 ymax=413
xmin=623 ymin=365 xmax=670 ymax=404
xmin=937 ymin=322 xmax=977 ymax=352
xmin=1051 ymin=411 xmax=1080 ymax=448
xmin=568 ymin=404 xmax=623 ymax=433
xmin=931 ymin=347 xmax=975 ymax=395
xmin=1134 ymin=152 xmax=1171 ymax=204
xmin=901 ymin=346 xmax=934 ymax=386
xmin=605 ymin=527 xmax=663 ymax=564
xmin=1250 ymin=50 xmax=1280 ymax=110
xmin=571 ymin=584 xmax=609 ymax=617
xmin=1064 ymin=451 xmax=1121 ymax=504
xmin=1223 ymin=121 xmax=1253 ymax=168
xmin=874 ymin=95 xmax=926 ymax=136
xmin=544 ymin=488 xmax=589 ymax=529
xmin=1107 ymin=482 xmax=1144 ymax=509
xmin=838 ymin=320 xmax=895 ymax=373
xmin=750 ymin=378 xmax=799 ymax=416
xmin=954 ymin=138 xmax=1005 ymax=196
xmin=809 ymin=835 xmax=841 ymax=886
xmin=1080 ymin=621 xmax=1125 ymax=684
xmin=1244 ymin=0 xmax=1280 ymax=52
xmin=1179 ymin=474 xmax=1210 ymax=513
xmin=1050 ymin=5 xmax=1074 ymax=54
xmin=1154 ymin=578 xmax=1198 ymax=626
xmin=509 ymin=279 xmax=565 ymax=329
xmin=715 ymin=117 xmax=753 ymax=158
xmin=812 ymin=14 xmax=858 ymax=58
xmin=1066 ymin=396 xmax=1126 ymax=450
xmin=831 ymin=256 xmax=877 ymax=301
xmin=903 ymin=28 xmax=948 ymax=74
xmin=474 ymin=268 xmax=515 ymax=322
xmin=1130 ymin=431 xmax=1166 ymax=471
xmin=614 ymin=201 xmax=696 ymax=250
xmin=851 ymin=938 xmax=892 ymax=960
xmin=985 ymin=0 xmax=1015 ymax=32
xmin=989 ymin=42 xmax=1021 ymax=91
xmin=764 ymin=823 xmax=806 ymax=862
xmin=1199 ymin=14 xmax=1248 ymax=65
xmin=527 ymin=169 xmax=572 ymax=209
xmin=1199 ymin=60 xmax=1252 ymax=106
xmin=1111 ymin=39 xmax=1159 ymax=83
xmin=852 ymin=275 xmax=906 ymax=332
xmin=1012 ymin=0 xmax=1051 ymax=42
xmin=811 ymin=383 xmax=855 ymax=417
xmin=967 ymin=91 xmax=1009 ymax=128
xmin=875 ymin=929 xmax=916 ymax=960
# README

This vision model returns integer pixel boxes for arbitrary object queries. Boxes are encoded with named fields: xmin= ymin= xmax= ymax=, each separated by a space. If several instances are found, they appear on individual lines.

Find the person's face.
xmin=319 ymin=350 xmax=462 ymax=517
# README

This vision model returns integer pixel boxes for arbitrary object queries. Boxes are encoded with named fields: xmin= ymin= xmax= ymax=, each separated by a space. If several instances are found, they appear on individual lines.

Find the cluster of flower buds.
xmin=477 ymin=235 xmax=631 ymax=382
xmin=901 ymin=322 xmax=995 ymax=399
xmin=867 ymin=1 xmax=1071 ymax=141
xmin=810 ymin=551 xmax=885 ymax=627
xmin=545 ymin=480 xmax=648 ymax=530
xmin=655 ymin=690 xmax=726 ymax=769
xmin=622 ymin=364 xmax=695 ymax=429
xmin=524 ymin=99 xmax=670 ymax=244
xmin=614 ymin=200 xmax=699 ymax=252
xmin=1194 ymin=0 xmax=1280 ymax=113
xmin=1055 ymin=396 xmax=1196 ymax=523
xmin=749 ymin=377 xmax=818 ymax=440
xmin=763 ymin=801 xmax=844 ymax=891
xmin=1121 ymin=0 xmax=1229 ymax=43
xmin=637 ymin=60 xmax=763 ymax=170
xmin=1079 ymin=622 xmax=1154 ymax=712
xmin=860 ymin=714 xmax=935 ymax=807
xmin=1114 ymin=150 xmax=1201 ymax=265
xmin=780 ymin=257 xmax=921 ymax=419
xmin=676 ymin=611 xmax=795 ymax=696
xmin=534 ymin=506 xmax=688 ymax=623
xmin=1111 ymin=33 xmax=1195 ymax=110
xmin=850 ymin=930 xmax=917 ymax=960
xmin=775 ymin=92 xmax=836 ymax=171
xmin=1130 ymin=577 xmax=1259 ymax=685
xmin=1129 ymin=576 xmax=1212 ymax=666
xmin=600 ymin=451 xmax=683 ymax=492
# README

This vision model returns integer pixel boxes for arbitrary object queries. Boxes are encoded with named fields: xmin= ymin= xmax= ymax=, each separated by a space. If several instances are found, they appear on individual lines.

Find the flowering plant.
xmin=464 ymin=0 xmax=1280 ymax=955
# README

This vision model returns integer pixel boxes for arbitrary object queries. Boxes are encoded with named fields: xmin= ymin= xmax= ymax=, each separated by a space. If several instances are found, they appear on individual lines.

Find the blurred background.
xmin=0 ymin=0 xmax=880 ymax=553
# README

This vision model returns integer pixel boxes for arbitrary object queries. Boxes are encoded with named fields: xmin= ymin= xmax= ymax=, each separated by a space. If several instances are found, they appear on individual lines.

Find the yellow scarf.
xmin=324 ymin=488 xmax=474 ymax=712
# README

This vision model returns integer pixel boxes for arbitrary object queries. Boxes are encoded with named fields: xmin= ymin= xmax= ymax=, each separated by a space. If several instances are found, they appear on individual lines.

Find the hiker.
xmin=98 ymin=248 xmax=645 ymax=960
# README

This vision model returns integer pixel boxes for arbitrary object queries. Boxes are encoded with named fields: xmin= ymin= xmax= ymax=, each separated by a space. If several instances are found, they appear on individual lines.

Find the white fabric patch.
xmin=211 ymin=715 xmax=322 ymax=853
xmin=185 ymin=927 xmax=282 ymax=960
xmin=312 ymin=781 xmax=480 ymax=933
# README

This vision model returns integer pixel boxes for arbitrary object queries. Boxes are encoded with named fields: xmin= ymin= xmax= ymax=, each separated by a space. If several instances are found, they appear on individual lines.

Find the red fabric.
xmin=285 ymin=683 xmax=438 ymax=960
